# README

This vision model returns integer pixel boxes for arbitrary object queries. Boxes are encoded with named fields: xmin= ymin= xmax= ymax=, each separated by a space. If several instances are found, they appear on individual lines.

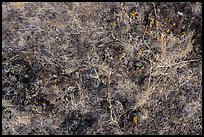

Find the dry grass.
xmin=136 ymin=31 xmax=198 ymax=107
xmin=2 ymin=2 xmax=202 ymax=135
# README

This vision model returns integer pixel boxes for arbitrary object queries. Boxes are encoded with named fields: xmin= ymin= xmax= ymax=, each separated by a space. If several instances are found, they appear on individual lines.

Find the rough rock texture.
xmin=2 ymin=2 xmax=202 ymax=135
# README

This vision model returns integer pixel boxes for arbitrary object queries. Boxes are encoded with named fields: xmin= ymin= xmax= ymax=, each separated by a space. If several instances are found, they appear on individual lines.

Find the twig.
xmin=2 ymin=54 xmax=21 ymax=65
xmin=147 ymin=57 xmax=152 ymax=90
xmin=157 ymin=59 xmax=201 ymax=68
xmin=137 ymin=67 xmax=168 ymax=107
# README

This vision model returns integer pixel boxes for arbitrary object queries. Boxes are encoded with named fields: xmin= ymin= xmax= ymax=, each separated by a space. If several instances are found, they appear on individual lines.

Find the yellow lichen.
xmin=51 ymin=78 xmax=59 ymax=85
xmin=155 ymin=19 xmax=159 ymax=27
xmin=157 ymin=33 xmax=164 ymax=43
xmin=133 ymin=116 xmax=139 ymax=128
xmin=131 ymin=11 xmax=138 ymax=17
xmin=166 ymin=29 xmax=171 ymax=33
xmin=112 ymin=21 xmax=116 ymax=27
xmin=165 ymin=17 xmax=170 ymax=22
xmin=149 ymin=18 xmax=155 ymax=28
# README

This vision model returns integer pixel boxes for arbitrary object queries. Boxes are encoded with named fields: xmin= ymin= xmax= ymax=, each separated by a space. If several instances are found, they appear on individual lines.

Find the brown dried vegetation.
xmin=2 ymin=2 xmax=202 ymax=135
